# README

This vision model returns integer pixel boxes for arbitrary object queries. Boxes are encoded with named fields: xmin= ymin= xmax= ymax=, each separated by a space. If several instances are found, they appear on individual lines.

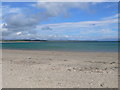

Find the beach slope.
xmin=2 ymin=49 xmax=118 ymax=88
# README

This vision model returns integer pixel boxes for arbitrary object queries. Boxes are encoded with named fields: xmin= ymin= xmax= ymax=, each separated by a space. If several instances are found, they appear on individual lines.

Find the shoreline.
xmin=2 ymin=49 xmax=118 ymax=88
xmin=1 ymin=48 xmax=118 ymax=53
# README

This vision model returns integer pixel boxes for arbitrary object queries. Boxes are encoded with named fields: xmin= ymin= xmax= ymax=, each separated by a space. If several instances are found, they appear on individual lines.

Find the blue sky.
xmin=1 ymin=2 xmax=118 ymax=40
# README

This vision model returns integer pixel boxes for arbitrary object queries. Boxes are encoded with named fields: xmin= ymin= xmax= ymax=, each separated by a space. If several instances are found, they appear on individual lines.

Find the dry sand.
xmin=0 ymin=49 xmax=2 ymax=89
xmin=2 ymin=49 xmax=118 ymax=88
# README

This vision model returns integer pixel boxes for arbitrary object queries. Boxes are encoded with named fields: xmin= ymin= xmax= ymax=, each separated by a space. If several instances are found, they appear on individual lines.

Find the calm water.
xmin=1 ymin=41 xmax=119 ymax=52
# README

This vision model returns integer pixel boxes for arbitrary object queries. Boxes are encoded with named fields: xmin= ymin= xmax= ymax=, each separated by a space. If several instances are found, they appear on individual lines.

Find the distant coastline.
xmin=1 ymin=40 xmax=47 ymax=43
xmin=1 ymin=40 xmax=119 ymax=43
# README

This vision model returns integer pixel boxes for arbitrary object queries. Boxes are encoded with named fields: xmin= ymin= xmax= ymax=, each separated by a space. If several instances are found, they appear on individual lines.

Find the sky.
xmin=1 ymin=1 xmax=119 ymax=41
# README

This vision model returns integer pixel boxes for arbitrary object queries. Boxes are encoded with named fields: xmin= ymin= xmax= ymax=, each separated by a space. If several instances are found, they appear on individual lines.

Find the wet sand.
xmin=2 ymin=49 xmax=118 ymax=88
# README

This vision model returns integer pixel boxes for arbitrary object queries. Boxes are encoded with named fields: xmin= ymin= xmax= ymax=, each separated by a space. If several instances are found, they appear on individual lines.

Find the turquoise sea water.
xmin=1 ymin=41 xmax=119 ymax=52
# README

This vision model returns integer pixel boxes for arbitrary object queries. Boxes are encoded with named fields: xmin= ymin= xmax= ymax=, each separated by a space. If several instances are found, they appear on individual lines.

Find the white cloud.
xmin=37 ymin=16 xmax=117 ymax=29
xmin=102 ymin=14 xmax=119 ymax=20
xmin=33 ymin=2 xmax=92 ymax=17
xmin=2 ymin=5 xmax=22 ymax=16
xmin=16 ymin=32 xmax=22 ymax=35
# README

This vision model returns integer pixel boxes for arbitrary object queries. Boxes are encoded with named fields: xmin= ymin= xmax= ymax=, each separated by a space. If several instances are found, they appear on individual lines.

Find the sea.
xmin=1 ymin=41 xmax=119 ymax=52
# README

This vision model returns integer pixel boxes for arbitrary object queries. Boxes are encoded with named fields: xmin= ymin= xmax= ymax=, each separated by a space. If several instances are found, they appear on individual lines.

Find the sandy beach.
xmin=0 ymin=49 xmax=2 ymax=89
xmin=2 ymin=49 xmax=118 ymax=88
